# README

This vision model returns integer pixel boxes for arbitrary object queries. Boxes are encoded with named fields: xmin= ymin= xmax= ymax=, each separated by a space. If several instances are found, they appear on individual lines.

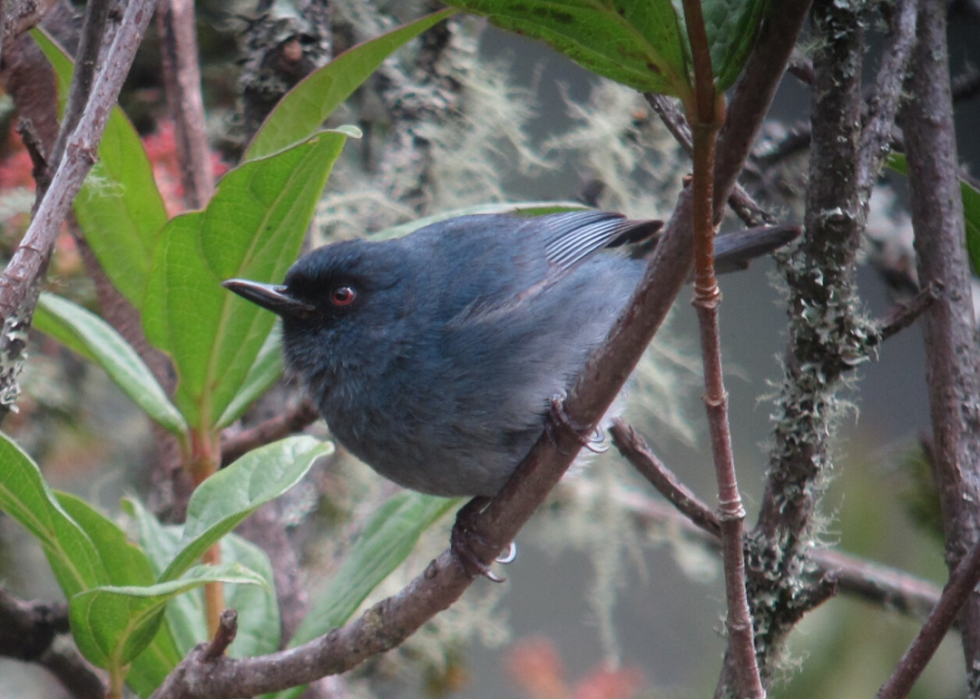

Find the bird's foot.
xmin=547 ymin=393 xmax=609 ymax=454
xmin=450 ymin=497 xmax=516 ymax=583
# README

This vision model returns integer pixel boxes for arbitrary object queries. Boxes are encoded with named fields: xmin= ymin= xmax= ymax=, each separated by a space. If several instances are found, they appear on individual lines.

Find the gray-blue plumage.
xmin=224 ymin=210 xmax=791 ymax=497
xmin=278 ymin=212 xmax=646 ymax=496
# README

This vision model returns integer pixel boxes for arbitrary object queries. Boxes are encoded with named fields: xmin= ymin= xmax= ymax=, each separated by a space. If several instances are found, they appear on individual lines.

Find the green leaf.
xmin=445 ymin=0 xmax=770 ymax=96
xmin=270 ymin=493 xmax=456 ymax=699
xmin=246 ymin=9 xmax=455 ymax=160
xmin=702 ymin=0 xmax=770 ymax=91
xmin=222 ymin=534 xmax=282 ymax=657
xmin=69 ymin=564 xmax=265 ymax=671
xmin=123 ymin=497 xmax=181 ymax=579
xmin=962 ymin=178 xmax=980 ymax=277
xmin=123 ymin=498 xmax=281 ymax=658
xmin=0 ymin=433 xmax=105 ymax=598
xmin=34 ymin=294 xmax=187 ymax=435
xmin=142 ymin=130 xmax=354 ymax=430
xmin=33 ymin=29 xmax=168 ymax=307
xmin=888 ymin=154 xmax=980 ymax=277
xmin=293 ymin=493 xmax=456 ymax=644
xmin=215 ymin=325 xmax=284 ymax=430
xmin=162 ymin=437 xmax=332 ymax=582
xmin=56 ymin=495 xmax=182 ymax=694
xmin=443 ymin=0 xmax=689 ymax=95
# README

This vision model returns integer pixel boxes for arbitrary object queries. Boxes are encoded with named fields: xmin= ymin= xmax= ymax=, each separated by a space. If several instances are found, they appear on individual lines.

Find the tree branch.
xmin=0 ymin=587 xmax=104 ymax=699
xmin=608 ymin=421 xmax=943 ymax=624
xmin=900 ymin=0 xmax=980 ymax=685
xmin=876 ymin=539 xmax=980 ymax=699
xmin=0 ymin=0 xmax=155 ymax=419
xmin=156 ymin=0 xmax=215 ymax=209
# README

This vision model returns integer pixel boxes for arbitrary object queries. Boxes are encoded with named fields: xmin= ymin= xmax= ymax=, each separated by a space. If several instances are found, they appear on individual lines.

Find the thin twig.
xmin=598 ymin=428 xmax=944 ymax=622
xmin=646 ymin=93 xmax=776 ymax=227
xmin=203 ymin=610 xmax=239 ymax=662
xmin=877 ymin=282 xmax=941 ymax=342
xmin=610 ymin=418 xmax=720 ymax=536
xmin=157 ymin=0 xmax=215 ymax=209
xmin=0 ymin=587 xmax=103 ymax=699
xmin=220 ymin=399 xmax=319 ymax=466
xmin=680 ymin=0 xmax=763 ymax=694
xmin=876 ymin=539 xmax=980 ymax=699
xmin=47 ymin=0 xmax=112 ymax=184
xmin=856 ymin=0 xmax=917 ymax=196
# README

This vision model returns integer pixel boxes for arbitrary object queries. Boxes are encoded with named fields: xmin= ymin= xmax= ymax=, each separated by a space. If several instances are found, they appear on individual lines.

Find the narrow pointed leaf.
xmin=33 ymin=29 xmax=167 ymax=306
xmin=0 ymin=433 xmax=105 ymax=598
xmin=69 ymin=564 xmax=265 ymax=671
xmin=246 ymin=9 xmax=454 ymax=160
xmin=271 ymin=492 xmax=457 ymax=699
xmin=35 ymin=294 xmax=187 ymax=435
xmin=161 ymin=437 xmax=332 ymax=582
xmin=292 ymin=493 xmax=457 ymax=644
xmin=142 ymin=130 xmax=355 ymax=429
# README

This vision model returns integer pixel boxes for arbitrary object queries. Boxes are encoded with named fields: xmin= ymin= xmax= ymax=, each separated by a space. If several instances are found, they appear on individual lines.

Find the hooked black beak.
xmin=223 ymin=279 xmax=315 ymax=318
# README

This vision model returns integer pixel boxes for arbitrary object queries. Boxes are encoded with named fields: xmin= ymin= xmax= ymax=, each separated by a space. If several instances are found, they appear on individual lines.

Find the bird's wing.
xmin=532 ymin=211 xmax=662 ymax=274
xmin=448 ymin=211 xmax=658 ymax=327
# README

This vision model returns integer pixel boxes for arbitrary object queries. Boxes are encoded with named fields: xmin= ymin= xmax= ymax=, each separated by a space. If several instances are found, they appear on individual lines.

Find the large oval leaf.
xmin=161 ymin=436 xmax=332 ymax=582
xmin=33 ymin=29 xmax=168 ymax=307
xmin=0 ymin=433 xmax=105 ymax=598
xmin=142 ymin=130 xmax=355 ymax=430
xmin=246 ymin=9 xmax=454 ymax=160
xmin=69 ymin=564 xmax=265 ymax=671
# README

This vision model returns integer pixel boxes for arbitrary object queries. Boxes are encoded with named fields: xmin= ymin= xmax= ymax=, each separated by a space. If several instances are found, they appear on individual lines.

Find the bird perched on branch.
xmin=225 ymin=210 xmax=795 ymax=499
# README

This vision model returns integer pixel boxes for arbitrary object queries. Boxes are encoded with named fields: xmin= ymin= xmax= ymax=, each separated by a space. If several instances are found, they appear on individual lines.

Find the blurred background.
xmin=1 ymin=1 xmax=980 ymax=698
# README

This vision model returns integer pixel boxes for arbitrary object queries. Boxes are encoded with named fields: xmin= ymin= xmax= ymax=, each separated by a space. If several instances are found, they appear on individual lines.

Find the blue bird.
xmin=225 ymin=210 xmax=793 ymax=499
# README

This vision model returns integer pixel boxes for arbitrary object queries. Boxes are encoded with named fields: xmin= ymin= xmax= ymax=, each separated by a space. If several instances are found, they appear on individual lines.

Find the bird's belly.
xmin=324 ymin=401 xmax=537 ymax=497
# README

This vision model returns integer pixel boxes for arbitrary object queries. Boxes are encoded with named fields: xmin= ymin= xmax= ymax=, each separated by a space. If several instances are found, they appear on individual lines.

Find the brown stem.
xmin=876 ymin=539 xmax=980 ymax=699
xmin=220 ymin=399 xmax=319 ymax=467
xmin=646 ymin=93 xmax=777 ymax=227
xmin=680 ymin=0 xmax=763 ymax=695
xmin=203 ymin=610 xmax=239 ymax=661
xmin=610 ymin=419 xmax=720 ymax=537
xmin=156 ymin=0 xmax=215 ymax=209
xmin=47 ymin=0 xmax=112 ymax=181
xmin=189 ymin=429 xmax=224 ymax=636
xmin=900 ymin=0 xmax=980 ymax=685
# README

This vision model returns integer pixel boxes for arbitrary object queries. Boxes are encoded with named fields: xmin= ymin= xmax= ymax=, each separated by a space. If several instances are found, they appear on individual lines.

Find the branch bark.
xmin=157 ymin=0 xmax=215 ymax=209
xmin=899 ymin=0 xmax=980 ymax=691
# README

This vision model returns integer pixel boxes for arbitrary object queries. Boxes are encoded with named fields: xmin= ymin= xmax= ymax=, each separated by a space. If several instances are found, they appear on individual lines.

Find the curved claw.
xmin=495 ymin=541 xmax=518 ymax=565
xmin=586 ymin=426 xmax=609 ymax=454
xmin=548 ymin=394 xmax=606 ymax=453
xmin=450 ymin=497 xmax=508 ymax=583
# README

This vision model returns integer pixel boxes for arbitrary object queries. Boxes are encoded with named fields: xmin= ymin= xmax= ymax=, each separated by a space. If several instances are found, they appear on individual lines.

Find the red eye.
xmin=330 ymin=285 xmax=357 ymax=306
